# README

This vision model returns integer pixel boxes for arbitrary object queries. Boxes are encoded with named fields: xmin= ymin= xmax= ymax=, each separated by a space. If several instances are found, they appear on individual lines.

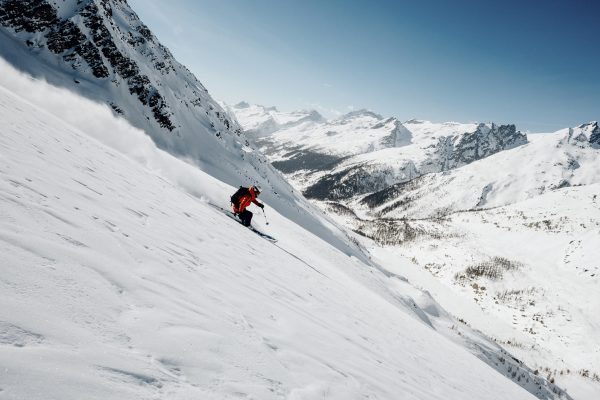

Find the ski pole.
xmin=262 ymin=208 xmax=269 ymax=225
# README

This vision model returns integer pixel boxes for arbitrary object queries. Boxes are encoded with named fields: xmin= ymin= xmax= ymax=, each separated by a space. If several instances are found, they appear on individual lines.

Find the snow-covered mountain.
xmin=227 ymin=102 xmax=528 ymax=201
xmin=228 ymin=102 xmax=600 ymax=399
xmin=0 ymin=0 xmax=236 ymax=154
xmin=0 ymin=0 xmax=367 ymax=261
xmin=0 ymin=1 xmax=594 ymax=398
xmin=0 ymin=51 xmax=570 ymax=400
xmin=353 ymin=122 xmax=600 ymax=219
xmin=221 ymin=101 xmax=327 ymax=137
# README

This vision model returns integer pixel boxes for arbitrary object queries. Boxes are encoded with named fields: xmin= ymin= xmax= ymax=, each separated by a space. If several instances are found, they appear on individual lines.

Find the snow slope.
xmin=0 ymin=0 xmax=366 ymax=264
xmin=367 ymin=184 xmax=600 ymax=400
xmin=0 ymin=59 xmax=565 ymax=400
xmin=298 ymin=128 xmax=600 ymax=399
xmin=228 ymin=101 xmax=600 ymax=399
xmin=321 ymin=126 xmax=600 ymax=399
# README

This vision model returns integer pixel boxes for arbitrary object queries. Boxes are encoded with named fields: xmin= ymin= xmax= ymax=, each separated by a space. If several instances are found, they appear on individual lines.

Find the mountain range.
xmin=226 ymin=101 xmax=600 ymax=399
xmin=1 ymin=1 xmax=598 ymax=399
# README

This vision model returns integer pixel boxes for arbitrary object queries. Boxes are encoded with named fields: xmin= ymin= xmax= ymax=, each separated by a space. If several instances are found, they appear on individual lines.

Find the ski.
xmin=209 ymin=203 xmax=278 ymax=243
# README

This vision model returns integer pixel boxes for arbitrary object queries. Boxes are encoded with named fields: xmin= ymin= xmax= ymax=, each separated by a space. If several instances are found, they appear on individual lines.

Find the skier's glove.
xmin=258 ymin=203 xmax=264 ymax=209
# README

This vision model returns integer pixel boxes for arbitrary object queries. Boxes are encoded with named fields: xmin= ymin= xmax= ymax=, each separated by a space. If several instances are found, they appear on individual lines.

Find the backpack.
xmin=230 ymin=186 xmax=249 ymax=205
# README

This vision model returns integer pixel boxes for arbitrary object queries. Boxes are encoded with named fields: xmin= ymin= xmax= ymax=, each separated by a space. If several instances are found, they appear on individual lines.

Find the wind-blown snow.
xmin=0 ymin=59 xmax=552 ymax=400
xmin=0 ymin=0 xmax=370 ymax=267
xmin=0 ymin=57 xmax=366 ymax=266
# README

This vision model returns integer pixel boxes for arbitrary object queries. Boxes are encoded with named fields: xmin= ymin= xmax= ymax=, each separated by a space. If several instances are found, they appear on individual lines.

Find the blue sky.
xmin=129 ymin=0 xmax=599 ymax=132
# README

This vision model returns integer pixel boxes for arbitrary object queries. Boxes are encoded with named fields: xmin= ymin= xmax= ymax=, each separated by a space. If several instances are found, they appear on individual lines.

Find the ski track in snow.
xmin=0 ymin=68 xmax=550 ymax=399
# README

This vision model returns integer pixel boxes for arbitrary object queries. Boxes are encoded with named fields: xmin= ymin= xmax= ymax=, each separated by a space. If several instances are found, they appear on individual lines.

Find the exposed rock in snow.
xmin=0 ymin=0 xmax=245 ymax=181
xmin=582 ymin=121 xmax=600 ymax=147
xmin=437 ymin=123 xmax=527 ymax=170
xmin=337 ymin=108 xmax=384 ymax=121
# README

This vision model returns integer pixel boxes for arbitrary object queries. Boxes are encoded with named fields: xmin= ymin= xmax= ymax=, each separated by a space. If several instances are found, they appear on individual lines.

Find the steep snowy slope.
xmin=0 ymin=0 xmax=239 ymax=163
xmin=0 ymin=0 xmax=365 ymax=265
xmin=0 ymin=59 xmax=566 ymax=400
xmin=229 ymin=102 xmax=600 ymax=399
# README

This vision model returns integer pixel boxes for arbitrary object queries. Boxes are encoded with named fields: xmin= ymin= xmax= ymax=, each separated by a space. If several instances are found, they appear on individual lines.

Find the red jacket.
xmin=233 ymin=187 xmax=262 ymax=213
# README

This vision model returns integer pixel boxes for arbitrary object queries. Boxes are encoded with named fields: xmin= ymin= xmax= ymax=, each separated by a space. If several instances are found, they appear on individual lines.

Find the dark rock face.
xmin=303 ymin=162 xmax=418 ymax=201
xmin=587 ymin=122 xmax=600 ymax=147
xmin=0 ymin=0 xmax=57 ymax=33
xmin=1 ymin=0 xmax=111 ymax=78
xmin=87 ymin=12 xmax=175 ymax=129
xmin=301 ymin=123 xmax=526 ymax=202
xmin=380 ymin=120 xmax=412 ymax=147
xmin=437 ymin=123 xmax=528 ymax=170
xmin=0 ymin=0 xmax=240 ymax=143
xmin=48 ymin=19 xmax=111 ymax=78
xmin=0 ymin=0 xmax=174 ymax=130
xmin=359 ymin=176 xmax=426 ymax=209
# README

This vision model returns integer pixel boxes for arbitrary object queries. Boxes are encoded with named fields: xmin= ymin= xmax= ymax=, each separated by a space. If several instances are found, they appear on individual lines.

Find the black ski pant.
xmin=238 ymin=209 xmax=253 ymax=226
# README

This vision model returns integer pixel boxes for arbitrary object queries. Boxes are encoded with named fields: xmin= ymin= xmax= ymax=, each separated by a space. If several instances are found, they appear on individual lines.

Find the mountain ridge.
xmin=0 ymin=0 xmax=372 ymax=264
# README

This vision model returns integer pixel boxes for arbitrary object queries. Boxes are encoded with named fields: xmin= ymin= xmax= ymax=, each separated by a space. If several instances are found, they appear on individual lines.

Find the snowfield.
xmin=228 ymin=102 xmax=600 ymax=399
xmin=0 ymin=61 xmax=566 ymax=399
xmin=0 ymin=0 xmax=364 ymax=267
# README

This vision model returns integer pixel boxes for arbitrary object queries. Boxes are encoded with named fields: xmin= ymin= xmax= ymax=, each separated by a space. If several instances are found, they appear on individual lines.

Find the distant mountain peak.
xmin=300 ymin=109 xmax=325 ymax=121
xmin=234 ymin=101 xmax=250 ymax=108
xmin=578 ymin=120 xmax=598 ymax=129
xmin=255 ymin=104 xmax=278 ymax=112
xmin=580 ymin=121 xmax=600 ymax=147
xmin=339 ymin=109 xmax=383 ymax=121
xmin=404 ymin=118 xmax=427 ymax=124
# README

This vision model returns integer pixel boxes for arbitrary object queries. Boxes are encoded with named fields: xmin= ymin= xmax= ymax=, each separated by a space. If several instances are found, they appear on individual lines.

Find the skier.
xmin=230 ymin=185 xmax=264 ymax=227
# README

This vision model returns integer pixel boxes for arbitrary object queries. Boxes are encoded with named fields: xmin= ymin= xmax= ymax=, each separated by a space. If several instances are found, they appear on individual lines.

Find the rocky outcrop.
xmin=0 ymin=0 xmax=239 ymax=154
xmin=338 ymin=109 xmax=383 ymax=122
xmin=560 ymin=122 xmax=600 ymax=148
xmin=0 ymin=0 xmax=176 ymax=130
xmin=303 ymin=161 xmax=418 ymax=201
xmin=380 ymin=120 xmax=412 ymax=147
xmin=436 ymin=123 xmax=527 ymax=170
xmin=302 ymin=123 xmax=526 ymax=201
xmin=584 ymin=121 xmax=600 ymax=147
xmin=1 ymin=0 xmax=111 ymax=78
xmin=0 ymin=0 xmax=57 ymax=33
